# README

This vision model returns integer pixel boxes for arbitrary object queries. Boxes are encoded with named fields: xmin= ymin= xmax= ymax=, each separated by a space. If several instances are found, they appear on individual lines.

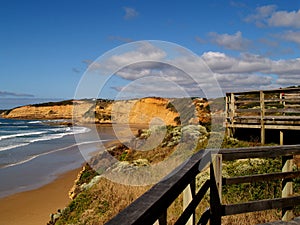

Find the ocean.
xmin=0 ymin=118 xmax=114 ymax=198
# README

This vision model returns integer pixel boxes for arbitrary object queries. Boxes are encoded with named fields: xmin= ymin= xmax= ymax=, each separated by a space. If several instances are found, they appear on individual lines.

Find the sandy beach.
xmin=0 ymin=123 xmax=142 ymax=225
xmin=0 ymin=168 xmax=81 ymax=225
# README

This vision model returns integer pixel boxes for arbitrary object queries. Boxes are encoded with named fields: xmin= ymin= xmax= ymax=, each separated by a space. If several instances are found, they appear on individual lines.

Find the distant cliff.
xmin=1 ymin=97 xmax=212 ymax=127
xmin=1 ymin=100 xmax=93 ymax=120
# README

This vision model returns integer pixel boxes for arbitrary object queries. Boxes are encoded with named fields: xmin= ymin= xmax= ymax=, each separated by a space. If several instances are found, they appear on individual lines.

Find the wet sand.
xmin=0 ymin=124 xmax=144 ymax=225
xmin=0 ymin=168 xmax=81 ymax=225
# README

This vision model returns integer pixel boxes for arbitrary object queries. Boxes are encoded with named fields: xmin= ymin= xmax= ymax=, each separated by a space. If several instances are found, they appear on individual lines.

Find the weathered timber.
xmin=223 ymin=171 xmax=300 ymax=185
xmin=105 ymin=150 xmax=212 ymax=225
xmin=106 ymin=145 xmax=300 ymax=225
xmin=225 ymin=88 xmax=300 ymax=144
xmin=219 ymin=145 xmax=300 ymax=161
xmin=174 ymin=180 xmax=210 ymax=225
xmin=223 ymin=196 xmax=300 ymax=216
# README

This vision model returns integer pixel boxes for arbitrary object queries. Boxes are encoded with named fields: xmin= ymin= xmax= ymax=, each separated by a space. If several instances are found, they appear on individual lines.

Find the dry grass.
xmin=56 ymin=178 xmax=149 ymax=225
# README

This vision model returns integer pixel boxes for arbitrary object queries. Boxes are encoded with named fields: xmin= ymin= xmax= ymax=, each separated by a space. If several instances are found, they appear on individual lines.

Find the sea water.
xmin=0 ymin=118 xmax=113 ymax=198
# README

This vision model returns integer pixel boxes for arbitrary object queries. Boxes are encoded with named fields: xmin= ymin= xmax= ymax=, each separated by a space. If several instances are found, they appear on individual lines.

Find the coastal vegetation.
xmin=3 ymin=97 xmax=298 ymax=224
xmin=49 ymin=121 xmax=294 ymax=225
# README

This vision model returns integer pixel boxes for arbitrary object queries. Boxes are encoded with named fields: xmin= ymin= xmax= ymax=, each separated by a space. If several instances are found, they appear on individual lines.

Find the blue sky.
xmin=1 ymin=0 xmax=300 ymax=108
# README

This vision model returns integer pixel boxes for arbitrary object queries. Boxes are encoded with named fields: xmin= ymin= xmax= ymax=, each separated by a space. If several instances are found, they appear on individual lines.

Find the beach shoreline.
xmin=0 ymin=168 xmax=81 ymax=225
xmin=0 ymin=123 xmax=144 ymax=225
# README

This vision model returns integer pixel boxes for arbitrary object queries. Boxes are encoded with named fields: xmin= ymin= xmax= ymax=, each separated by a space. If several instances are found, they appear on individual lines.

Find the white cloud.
xmin=202 ymin=51 xmax=300 ymax=90
xmin=83 ymin=42 xmax=300 ymax=97
xmin=245 ymin=5 xmax=300 ymax=28
xmin=244 ymin=5 xmax=277 ymax=27
xmin=279 ymin=31 xmax=300 ymax=45
xmin=208 ymin=31 xmax=251 ymax=51
xmin=268 ymin=9 xmax=300 ymax=28
xmin=123 ymin=7 xmax=139 ymax=20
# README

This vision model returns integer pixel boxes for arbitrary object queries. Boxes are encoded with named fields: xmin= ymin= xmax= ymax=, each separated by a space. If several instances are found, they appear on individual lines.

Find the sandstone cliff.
xmin=1 ymin=97 xmax=212 ymax=127
xmin=1 ymin=100 xmax=93 ymax=120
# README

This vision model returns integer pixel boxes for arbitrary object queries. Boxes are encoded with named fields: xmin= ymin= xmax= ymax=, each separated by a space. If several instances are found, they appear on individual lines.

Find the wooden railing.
xmin=225 ymin=87 xmax=300 ymax=144
xmin=106 ymin=145 xmax=300 ymax=225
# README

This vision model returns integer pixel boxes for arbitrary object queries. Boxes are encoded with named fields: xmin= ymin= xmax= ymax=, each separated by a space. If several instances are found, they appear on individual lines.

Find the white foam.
xmin=0 ymin=126 xmax=90 ymax=153
xmin=27 ymin=121 xmax=42 ymax=124
xmin=0 ymin=131 xmax=48 ymax=141
xmin=2 ymin=140 xmax=107 ymax=168
xmin=0 ymin=143 xmax=30 ymax=152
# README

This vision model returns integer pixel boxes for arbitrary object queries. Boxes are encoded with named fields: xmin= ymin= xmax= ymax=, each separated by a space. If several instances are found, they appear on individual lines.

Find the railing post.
xmin=280 ymin=130 xmax=284 ymax=146
xmin=229 ymin=93 xmax=236 ymax=138
xmin=183 ymin=179 xmax=196 ymax=225
xmin=260 ymin=91 xmax=265 ymax=145
xmin=210 ymin=154 xmax=222 ymax=225
xmin=282 ymin=155 xmax=294 ymax=221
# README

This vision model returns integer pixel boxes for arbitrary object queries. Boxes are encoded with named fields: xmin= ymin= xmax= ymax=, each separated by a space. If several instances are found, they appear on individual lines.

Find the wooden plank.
xmin=235 ymin=108 xmax=261 ymax=113
xmin=105 ymin=151 xmax=212 ymax=225
xmin=213 ymin=154 xmax=222 ymax=202
xmin=260 ymin=91 xmax=265 ymax=144
xmin=265 ymin=108 xmax=300 ymax=113
xmin=226 ymin=87 xmax=300 ymax=95
xmin=183 ymin=180 xmax=195 ymax=225
xmin=280 ymin=130 xmax=284 ymax=146
xmin=223 ymin=196 xmax=300 ymax=216
xmin=282 ymin=155 xmax=294 ymax=221
xmin=210 ymin=163 xmax=222 ymax=225
xmin=225 ymin=123 xmax=300 ymax=130
xmin=235 ymin=99 xmax=260 ymax=103
xmin=174 ymin=181 xmax=210 ymax=225
xmin=232 ymin=115 xmax=300 ymax=120
xmin=219 ymin=145 xmax=300 ymax=161
xmin=223 ymin=171 xmax=300 ymax=185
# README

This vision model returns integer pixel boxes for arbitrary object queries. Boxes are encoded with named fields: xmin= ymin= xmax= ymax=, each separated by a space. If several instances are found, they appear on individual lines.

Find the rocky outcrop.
xmin=1 ymin=100 xmax=93 ymax=120
xmin=1 ymin=97 xmax=212 ymax=127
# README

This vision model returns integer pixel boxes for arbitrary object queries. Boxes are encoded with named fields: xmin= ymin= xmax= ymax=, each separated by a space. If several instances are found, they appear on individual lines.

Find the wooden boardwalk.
xmin=225 ymin=87 xmax=300 ymax=144
xmin=106 ymin=145 xmax=300 ymax=225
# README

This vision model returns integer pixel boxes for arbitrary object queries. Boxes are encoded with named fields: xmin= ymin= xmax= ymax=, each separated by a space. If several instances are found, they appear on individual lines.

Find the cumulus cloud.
xmin=0 ymin=91 xmax=34 ymax=98
xmin=244 ymin=5 xmax=277 ymax=27
xmin=268 ymin=9 xmax=300 ymax=28
xmin=123 ymin=7 xmax=139 ymax=20
xmin=245 ymin=5 xmax=300 ymax=28
xmin=278 ymin=31 xmax=300 ymax=45
xmin=208 ymin=31 xmax=251 ymax=51
xmin=202 ymin=51 xmax=300 ymax=90
xmin=83 ymin=42 xmax=300 ymax=97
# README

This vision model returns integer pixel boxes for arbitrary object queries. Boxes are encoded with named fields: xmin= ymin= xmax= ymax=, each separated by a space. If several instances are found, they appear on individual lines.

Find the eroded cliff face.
xmin=112 ymin=98 xmax=179 ymax=125
xmin=1 ymin=100 xmax=93 ymax=120
xmin=1 ymin=97 xmax=211 ymax=126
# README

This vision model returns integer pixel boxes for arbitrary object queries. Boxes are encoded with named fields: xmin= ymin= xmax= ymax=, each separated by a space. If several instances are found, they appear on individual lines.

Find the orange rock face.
xmin=1 ymin=98 xmax=212 ymax=127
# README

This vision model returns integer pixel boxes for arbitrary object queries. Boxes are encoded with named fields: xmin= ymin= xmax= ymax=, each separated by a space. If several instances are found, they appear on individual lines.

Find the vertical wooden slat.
xmin=225 ymin=94 xmax=229 ymax=137
xmin=260 ymin=91 xmax=265 ymax=145
xmin=280 ymin=130 xmax=284 ymax=146
xmin=183 ymin=180 xmax=196 ymax=225
xmin=282 ymin=155 xmax=294 ymax=221
xmin=229 ymin=93 xmax=235 ymax=138
xmin=210 ymin=155 xmax=222 ymax=225
xmin=213 ymin=154 xmax=222 ymax=202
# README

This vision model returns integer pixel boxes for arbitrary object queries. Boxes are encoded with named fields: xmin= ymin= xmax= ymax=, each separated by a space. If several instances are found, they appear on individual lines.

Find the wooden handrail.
xmin=225 ymin=87 xmax=300 ymax=145
xmin=105 ymin=150 xmax=212 ymax=225
xmin=106 ymin=145 xmax=300 ymax=225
